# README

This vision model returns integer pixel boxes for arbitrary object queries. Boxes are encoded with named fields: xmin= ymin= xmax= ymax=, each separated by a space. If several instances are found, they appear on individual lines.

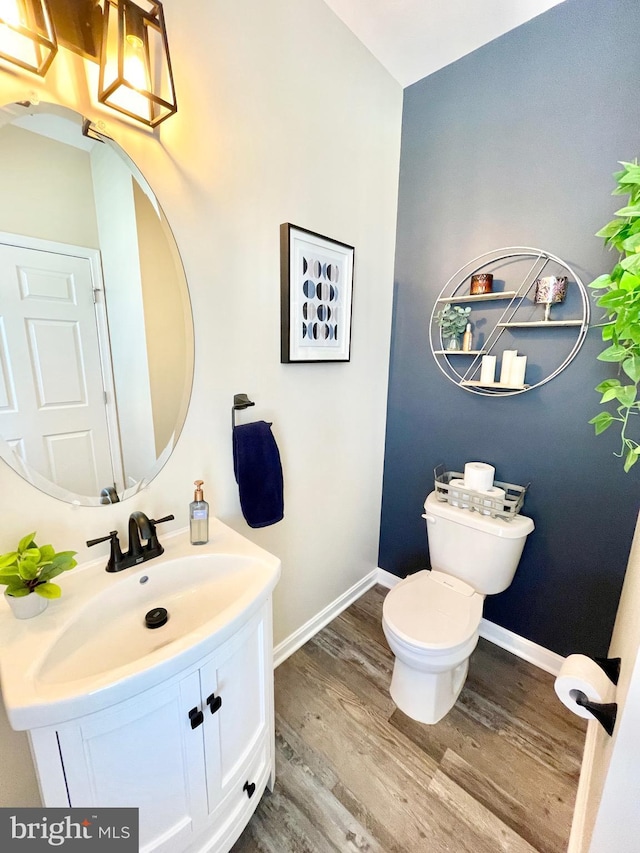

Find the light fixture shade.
xmin=0 ymin=0 xmax=57 ymax=76
xmin=98 ymin=0 xmax=176 ymax=128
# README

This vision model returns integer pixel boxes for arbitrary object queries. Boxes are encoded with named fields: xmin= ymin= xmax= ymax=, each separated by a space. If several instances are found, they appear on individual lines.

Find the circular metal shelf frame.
xmin=429 ymin=247 xmax=590 ymax=396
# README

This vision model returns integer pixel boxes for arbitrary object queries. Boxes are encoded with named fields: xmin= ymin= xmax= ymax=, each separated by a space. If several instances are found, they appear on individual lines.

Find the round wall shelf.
xmin=429 ymin=247 xmax=590 ymax=396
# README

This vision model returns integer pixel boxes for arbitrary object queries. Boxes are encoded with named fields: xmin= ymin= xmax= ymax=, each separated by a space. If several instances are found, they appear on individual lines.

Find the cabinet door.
xmin=200 ymin=609 xmax=269 ymax=813
xmin=57 ymin=670 xmax=208 ymax=853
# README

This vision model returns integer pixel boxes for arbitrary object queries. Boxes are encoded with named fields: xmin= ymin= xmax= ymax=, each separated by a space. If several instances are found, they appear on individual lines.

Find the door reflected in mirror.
xmin=0 ymin=102 xmax=194 ymax=506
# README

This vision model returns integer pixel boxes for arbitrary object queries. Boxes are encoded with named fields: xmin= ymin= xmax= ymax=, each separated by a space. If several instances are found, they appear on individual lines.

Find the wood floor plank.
xmin=234 ymin=731 xmax=388 ymax=853
xmin=232 ymin=584 xmax=584 ymax=853
xmin=390 ymin=702 xmax=578 ymax=853
xmin=438 ymin=748 xmax=567 ymax=853
xmin=276 ymin=650 xmax=467 ymax=852
xmin=456 ymin=682 xmax=581 ymax=779
xmin=304 ymin=620 xmax=395 ymax=718
xmin=427 ymin=768 xmax=539 ymax=853
xmin=465 ymin=640 xmax=586 ymax=760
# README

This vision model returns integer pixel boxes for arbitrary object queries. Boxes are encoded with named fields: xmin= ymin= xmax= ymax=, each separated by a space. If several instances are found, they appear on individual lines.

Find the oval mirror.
xmin=0 ymin=102 xmax=194 ymax=506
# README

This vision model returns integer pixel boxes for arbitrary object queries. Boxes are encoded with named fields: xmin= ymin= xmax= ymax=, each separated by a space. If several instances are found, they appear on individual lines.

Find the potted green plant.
xmin=588 ymin=159 xmax=640 ymax=472
xmin=0 ymin=532 xmax=77 ymax=619
xmin=435 ymin=303 xmax=471 ymax=350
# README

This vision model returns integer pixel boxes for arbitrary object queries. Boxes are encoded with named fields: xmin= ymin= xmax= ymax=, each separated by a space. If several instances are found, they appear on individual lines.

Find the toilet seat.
xmin=383 ymin=570 xmax=483 ymax=652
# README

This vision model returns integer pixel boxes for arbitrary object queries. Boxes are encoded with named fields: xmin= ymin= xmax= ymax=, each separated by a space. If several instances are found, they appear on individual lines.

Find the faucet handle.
xmin=145 ymin=514 xmax=175 ymax=555
xmin=86 ymin=530 xmax=120 ymax=548
xmin=150 ymin=514 xmax=175 ymax=526
xmin=86 ymin=531 xmax=124 ymax=573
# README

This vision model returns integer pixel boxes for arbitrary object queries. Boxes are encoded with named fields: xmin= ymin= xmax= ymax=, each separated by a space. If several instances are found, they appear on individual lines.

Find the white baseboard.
xmin=273 ymin=569 xmax=379 ymax=668
xmin=377 ymin=567 xmax=402 ymax=589
xmin=478 ymin=617 xmax=564 ymax=676
xmin=274 ymin=567 xmax=564 ymax=677
xmin=377 ymin=567 xmax=564 ymax=676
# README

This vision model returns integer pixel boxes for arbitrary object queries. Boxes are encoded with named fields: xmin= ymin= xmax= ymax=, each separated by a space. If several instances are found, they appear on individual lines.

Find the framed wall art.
xmin=280 ymin=223 xmax=354 ymax=363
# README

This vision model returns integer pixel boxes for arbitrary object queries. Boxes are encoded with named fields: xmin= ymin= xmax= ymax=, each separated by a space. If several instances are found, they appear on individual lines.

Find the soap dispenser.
xmin=190 ymin=480 xmax=209 ymax=545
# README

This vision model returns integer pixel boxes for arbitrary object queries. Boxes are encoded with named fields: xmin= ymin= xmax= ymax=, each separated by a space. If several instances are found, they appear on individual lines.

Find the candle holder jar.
xmin=470 ymin=273 xmax=493 ymax=295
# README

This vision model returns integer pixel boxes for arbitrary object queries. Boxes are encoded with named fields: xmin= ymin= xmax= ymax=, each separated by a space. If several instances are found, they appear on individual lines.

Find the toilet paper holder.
xmin=573 ymin=694 xmax=617 ymax=737
xmin=579 ymin=656 xmax=620 ymax=737
xmin=593 ymin=655 xmax=621 ymax=685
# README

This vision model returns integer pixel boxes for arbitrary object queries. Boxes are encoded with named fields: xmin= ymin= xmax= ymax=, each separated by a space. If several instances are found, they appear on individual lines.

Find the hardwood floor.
xmin=232 ymin=585 xmax=585 ymax=853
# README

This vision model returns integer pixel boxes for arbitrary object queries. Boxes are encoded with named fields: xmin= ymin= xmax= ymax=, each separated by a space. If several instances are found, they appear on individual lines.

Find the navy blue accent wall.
xmin=379 ymin=0 xmax=640 ymax=658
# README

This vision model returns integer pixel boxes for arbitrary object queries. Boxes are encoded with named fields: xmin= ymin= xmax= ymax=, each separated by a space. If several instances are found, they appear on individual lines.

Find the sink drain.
xmin=145 ymin=607 xmax=168 ymax=629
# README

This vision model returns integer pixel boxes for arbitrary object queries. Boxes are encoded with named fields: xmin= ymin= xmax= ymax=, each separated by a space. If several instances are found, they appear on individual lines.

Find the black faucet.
xmin=87 ymin=513 xmax=175 ymax=572
xmin=99 ymin=486 xmax=120 ymax=504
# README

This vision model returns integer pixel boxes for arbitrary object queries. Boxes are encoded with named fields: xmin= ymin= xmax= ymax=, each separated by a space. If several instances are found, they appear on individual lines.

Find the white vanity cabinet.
xmin=28 ymin=602 xmax=274 ymax=853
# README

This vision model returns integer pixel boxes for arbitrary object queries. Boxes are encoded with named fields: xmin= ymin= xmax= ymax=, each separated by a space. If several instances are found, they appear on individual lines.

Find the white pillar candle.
xmin=480 ymin=355 xmax=496 ymax=385
xmin=510 ymin=355 xmax=527 ymax=387
xmin=499 ymin=350 xmax=518 ymax=385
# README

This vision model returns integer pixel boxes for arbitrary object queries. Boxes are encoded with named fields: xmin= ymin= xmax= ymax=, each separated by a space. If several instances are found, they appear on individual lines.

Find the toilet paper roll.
xmin=449 ymin=478 xmax=470 ymax=508
xmin=478 ymin=486 xmax=506 ymax=515
xmin=464 ymin=462 xmax=495 ymax=492
xmin=554 ymin=654 xmax=616 ymax=719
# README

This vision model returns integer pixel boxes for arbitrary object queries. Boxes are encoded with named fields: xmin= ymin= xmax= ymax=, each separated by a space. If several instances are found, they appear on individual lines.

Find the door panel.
xmin=27 ymin=318 xmax=87 ymax=407
xmin=200 ymin=612 xmax=268 ymax=814
xmin=0 ymin=243 xmax=115 ymax=496
xmin=58 ymin=671 xmax=207 ymax=853
xmin=44 ymin=431 xmax=101 ymax=497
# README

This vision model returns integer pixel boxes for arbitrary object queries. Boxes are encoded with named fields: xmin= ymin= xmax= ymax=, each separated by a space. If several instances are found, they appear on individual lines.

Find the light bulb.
xmin=124 ymin=33 xmax=147 ymax=91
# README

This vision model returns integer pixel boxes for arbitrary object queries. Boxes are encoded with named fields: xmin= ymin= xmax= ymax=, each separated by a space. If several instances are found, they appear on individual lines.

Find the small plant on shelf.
xmin=435 ymin=303 xmax=471 ymax=349
xmin=0 ymin=532 xmax=77 ymax=599
xmin=589 ymin=159 xmax=640 ymax=472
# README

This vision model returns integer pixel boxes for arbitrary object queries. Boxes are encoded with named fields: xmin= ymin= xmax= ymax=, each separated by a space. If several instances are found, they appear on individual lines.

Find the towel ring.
xmin=232 ymin=393 xmax=255 ymax=429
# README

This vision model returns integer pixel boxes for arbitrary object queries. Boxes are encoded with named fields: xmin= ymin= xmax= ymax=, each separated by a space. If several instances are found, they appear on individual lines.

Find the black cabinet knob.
xmin=206 ymin=693 xmax=222 ymax=714
xmin=243 ymin=781 xmax=256 ymax=799
xmin=189 ymin=707 xmax=204 ymax=729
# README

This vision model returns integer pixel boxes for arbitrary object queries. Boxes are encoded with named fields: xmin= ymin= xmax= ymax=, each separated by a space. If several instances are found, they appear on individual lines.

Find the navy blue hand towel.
xmin=233 ymin=420 xmax=284 ymax=528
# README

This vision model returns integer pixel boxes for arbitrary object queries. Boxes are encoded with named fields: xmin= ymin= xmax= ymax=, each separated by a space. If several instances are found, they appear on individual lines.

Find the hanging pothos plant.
xmin=589 ymin=159 xmax=640 ymax=471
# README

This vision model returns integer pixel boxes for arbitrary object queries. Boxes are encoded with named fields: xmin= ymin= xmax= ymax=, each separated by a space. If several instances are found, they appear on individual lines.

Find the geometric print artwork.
xmin=281 ymin=223 xmax=354 ymax=363
xmin=301 ymin=254 xmax=340 ymax=346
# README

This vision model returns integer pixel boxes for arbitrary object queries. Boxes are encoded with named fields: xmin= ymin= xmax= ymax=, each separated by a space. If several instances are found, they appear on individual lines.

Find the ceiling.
xmin=322 ymin=0 xmax=566 ymax=88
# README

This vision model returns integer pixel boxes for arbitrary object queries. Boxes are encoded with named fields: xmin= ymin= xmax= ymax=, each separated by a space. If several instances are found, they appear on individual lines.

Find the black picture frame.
xmin=280 ymin=223 xmax=354 ymax=363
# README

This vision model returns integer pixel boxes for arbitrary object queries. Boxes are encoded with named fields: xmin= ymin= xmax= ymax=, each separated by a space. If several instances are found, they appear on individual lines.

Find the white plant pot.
xmin=4 ymin=590 xmax=48 ymax=620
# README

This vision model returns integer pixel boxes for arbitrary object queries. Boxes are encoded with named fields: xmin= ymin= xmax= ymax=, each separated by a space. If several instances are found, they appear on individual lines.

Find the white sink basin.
xmin=0 ymin=519 xmax=280 ymax=729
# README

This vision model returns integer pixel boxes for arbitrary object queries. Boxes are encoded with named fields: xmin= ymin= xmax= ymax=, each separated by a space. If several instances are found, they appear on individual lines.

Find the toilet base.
xmin=389 ymin=656 xmax=469 ymax=724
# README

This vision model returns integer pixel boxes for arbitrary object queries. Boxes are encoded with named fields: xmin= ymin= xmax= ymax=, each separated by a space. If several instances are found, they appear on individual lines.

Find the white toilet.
xmin=382 ymin=491 xmax=534 ymax=724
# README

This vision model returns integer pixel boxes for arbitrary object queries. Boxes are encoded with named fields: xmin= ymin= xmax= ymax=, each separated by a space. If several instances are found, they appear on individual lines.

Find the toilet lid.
xmin=383 ymin=570 xmax=483 ymax=651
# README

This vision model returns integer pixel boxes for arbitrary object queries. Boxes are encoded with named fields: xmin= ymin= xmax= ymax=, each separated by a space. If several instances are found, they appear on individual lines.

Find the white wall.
xmin=90 ymin=142 xmax=157 ymax=486
xmin=133 ymin=182 xmax=188 ymax=456
xmin=0 ymin=0 xmax=402 ymax=804
xmin=0 ymin=125 xmax=99 ymax=246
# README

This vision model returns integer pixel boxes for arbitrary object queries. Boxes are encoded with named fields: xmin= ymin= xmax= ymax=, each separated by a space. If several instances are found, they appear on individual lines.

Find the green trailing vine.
xmin=589 ymin=159 xmax=640 ymax=471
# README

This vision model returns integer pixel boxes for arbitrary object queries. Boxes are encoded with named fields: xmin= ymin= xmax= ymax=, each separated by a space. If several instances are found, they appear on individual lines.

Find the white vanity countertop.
xmin=0 ymin=519 xmax=281 ymax=730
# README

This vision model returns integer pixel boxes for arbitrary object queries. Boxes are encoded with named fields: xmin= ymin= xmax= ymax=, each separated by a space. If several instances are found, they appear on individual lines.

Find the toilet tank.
xmin=423 ymin=492 xmax=534 ymax=595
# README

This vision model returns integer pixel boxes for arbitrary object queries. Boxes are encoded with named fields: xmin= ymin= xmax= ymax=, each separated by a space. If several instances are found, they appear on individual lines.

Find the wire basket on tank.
xmin=433 ymin=464 xmax=528 ymax=521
